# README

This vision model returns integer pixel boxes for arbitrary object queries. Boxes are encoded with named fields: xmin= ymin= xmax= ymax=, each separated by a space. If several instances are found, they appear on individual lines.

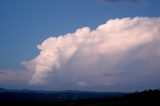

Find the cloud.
xmin=77 ymin=81 xmax=90 ymax=87
xmin=0 ymin=69 xmax=32 ymax=89
xmin=23 ymin=17 xmax=160 ymax=90
xmin=101 ymin=0 xmax=144 ymax=4
xmin=0 ymin=69 xmax=31 ymax=81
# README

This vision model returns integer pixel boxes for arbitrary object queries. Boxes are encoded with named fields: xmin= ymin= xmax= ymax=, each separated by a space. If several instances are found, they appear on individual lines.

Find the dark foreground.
xmin=0 ymin=89 xmax=159 ymax=106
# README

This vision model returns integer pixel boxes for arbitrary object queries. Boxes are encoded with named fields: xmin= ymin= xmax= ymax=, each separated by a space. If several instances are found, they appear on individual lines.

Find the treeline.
xmin=0 ymin=89 xmax=159 ymax=106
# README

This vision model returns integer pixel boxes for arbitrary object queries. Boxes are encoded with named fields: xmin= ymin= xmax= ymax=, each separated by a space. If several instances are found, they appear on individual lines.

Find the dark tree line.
xmin=0 ymin=89 xmax=159 ymax=106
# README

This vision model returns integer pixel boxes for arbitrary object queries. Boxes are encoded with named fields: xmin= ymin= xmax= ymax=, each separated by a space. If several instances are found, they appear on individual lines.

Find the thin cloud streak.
xmin=101 ymin=0 xmax=144 ymax=4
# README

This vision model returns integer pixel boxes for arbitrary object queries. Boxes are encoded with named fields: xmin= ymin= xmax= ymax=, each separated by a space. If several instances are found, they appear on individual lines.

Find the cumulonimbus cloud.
xmin=23 ymin=17 xmax=160 ymax=87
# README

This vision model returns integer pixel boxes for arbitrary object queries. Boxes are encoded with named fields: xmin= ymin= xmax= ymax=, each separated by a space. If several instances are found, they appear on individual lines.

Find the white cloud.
xmin=23 ymin=17 xmax=160 ymax=89
xmin=77 ymin=81 xmax=90 ymax=87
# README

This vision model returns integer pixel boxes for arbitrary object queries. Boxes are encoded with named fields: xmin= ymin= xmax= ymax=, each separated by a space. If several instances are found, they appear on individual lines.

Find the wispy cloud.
xmin=101 ymin=0 xmax=144 ymax=4
xmin=0 ymin=69 xmax=31 ymax=86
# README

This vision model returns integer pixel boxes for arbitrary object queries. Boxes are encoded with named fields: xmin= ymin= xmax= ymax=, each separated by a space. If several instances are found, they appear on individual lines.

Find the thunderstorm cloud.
xmin=23 ymin=17 xmax=160 ymax=90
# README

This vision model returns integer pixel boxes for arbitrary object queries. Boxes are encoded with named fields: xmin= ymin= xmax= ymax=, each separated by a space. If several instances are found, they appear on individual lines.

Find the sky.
xmin=0 ymin=0 xmax=160 ymax=91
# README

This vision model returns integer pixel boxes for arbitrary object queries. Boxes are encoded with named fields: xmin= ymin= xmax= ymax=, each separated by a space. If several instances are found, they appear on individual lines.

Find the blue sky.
xmin=0 ymin=0 xmax=160 ymax=91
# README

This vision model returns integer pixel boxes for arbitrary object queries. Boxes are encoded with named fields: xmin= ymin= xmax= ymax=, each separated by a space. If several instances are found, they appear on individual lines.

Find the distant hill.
xmin=0 ymin=88 xmax=33 ymax=93
xmin=0 ymin=88 xmax=124 ymax=100
xmin=0 ymin=88 xmax=5 ymax=92
xmin=0 ymin=88 xmax=159 ymax=106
